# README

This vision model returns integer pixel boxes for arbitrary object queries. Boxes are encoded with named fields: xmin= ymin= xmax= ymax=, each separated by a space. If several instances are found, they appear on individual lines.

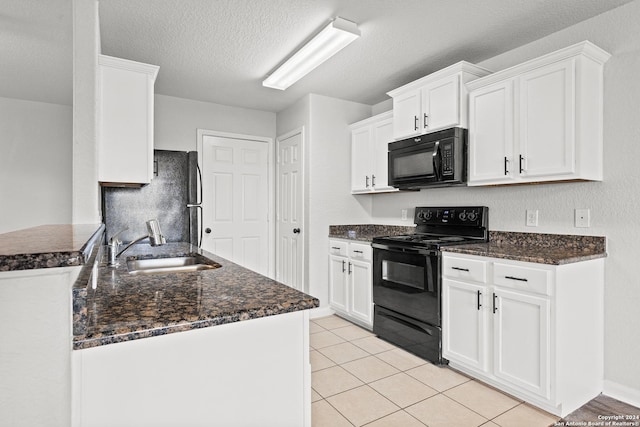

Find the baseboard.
xmin=308 ymin=306 xmax=334 ymax=319
xmin=603 ymin=380 xmax=640 ymax=409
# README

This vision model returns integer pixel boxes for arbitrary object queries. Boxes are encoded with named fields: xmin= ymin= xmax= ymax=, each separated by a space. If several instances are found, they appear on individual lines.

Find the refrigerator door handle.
xmin=186 ymin=161 xmax=204 ymax=248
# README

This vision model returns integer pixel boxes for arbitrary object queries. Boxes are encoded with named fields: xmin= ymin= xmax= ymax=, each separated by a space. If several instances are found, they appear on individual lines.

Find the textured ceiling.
xmin=0 ymin=0 xmax=72 ymax=105
xmin=1 ymin=0 xmax=634 ymax=110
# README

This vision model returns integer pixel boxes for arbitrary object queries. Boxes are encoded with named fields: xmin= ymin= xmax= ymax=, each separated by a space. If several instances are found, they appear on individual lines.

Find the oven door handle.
xmin=372 ymin=243 xmax=438 ymax=257
xmin=377 ymin=310 xmax=433 ymax=336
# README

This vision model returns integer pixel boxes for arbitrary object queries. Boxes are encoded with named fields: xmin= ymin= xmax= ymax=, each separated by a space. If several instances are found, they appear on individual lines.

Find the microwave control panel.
xmin=440 ymin=139 xmax=454 ymax=176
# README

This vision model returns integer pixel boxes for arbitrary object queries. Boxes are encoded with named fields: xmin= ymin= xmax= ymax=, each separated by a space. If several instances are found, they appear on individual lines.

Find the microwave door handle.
xmin=432 ymin=140 xmax=441 ymax=180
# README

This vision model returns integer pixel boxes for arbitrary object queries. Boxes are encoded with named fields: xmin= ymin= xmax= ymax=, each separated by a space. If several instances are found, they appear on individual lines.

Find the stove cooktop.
xmin=372 ymin=233 xmax=482 ymax=249
xmin=372 ymin=206 xmax=489 ymax=249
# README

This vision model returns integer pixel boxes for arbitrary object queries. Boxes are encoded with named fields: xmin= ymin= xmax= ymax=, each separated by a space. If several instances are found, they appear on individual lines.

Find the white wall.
xmin=72 ymin=0 xmax=101 ymax=225
xmin=307 ymin=94 xmax=372 ymax=305
xmin=154 ymin=94 xmax=276 ymax=151
xmin=0 ymin=97 xmax=72 ymax=234
xmin=277 ymin=94 xmax=371 ymax=305
xmin=370 ymin=0 xmax=640 ymax=404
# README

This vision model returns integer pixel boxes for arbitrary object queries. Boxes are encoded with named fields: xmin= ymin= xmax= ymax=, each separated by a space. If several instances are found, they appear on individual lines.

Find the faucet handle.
xmin=146 ymin=219 xmax=166 ymax=246
xmin=107 ymin=227 xmax=127 ymax=267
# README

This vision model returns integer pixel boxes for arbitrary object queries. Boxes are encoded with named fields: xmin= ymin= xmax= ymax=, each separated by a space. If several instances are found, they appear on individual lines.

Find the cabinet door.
xmin=392 ymin=89 xmax=421 ymax=139
xmin=329 ymin=255 xmax=348 ymax=312
xmin=351 ymin=127 xmax=373 ymax=193
xmin=442 ymin=279 xmax=488 ymax=372
xmin=371 ymin=118 xmax=395 ymax=192
xmin=468 ymin=80 xmax=515 ymax=186
xmin=423 ymin=74 xmax=460 ymax=132
xmin=349 ymin=259 xmax=373 ymax=326
xmin=518 ymin=59 xmax=576 ymax=179
xmin=493 ymin=288 xmax=550 ymax=399
xmin=98 ymin=57 xmax=157 ymax=185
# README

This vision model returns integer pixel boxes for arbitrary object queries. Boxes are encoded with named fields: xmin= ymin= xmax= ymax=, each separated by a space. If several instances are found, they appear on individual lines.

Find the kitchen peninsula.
xmin=0 ymin=225 xmax=319 ymax=427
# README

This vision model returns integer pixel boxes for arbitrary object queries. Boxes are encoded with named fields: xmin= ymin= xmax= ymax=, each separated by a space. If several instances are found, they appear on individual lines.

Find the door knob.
xmin=293 ymin=228 xmax=301 ymax=234
xmin=205 ymin=228 xmax=212 ymax=234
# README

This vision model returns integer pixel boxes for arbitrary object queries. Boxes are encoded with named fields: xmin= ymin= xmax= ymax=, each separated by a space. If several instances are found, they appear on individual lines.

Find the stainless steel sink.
xmin=127 ymin=256 xmax=221 ymax=275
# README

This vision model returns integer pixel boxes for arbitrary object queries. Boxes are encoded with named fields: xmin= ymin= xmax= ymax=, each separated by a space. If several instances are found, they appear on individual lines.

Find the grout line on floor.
xmin=311 ymin=315 xmax=565 ymax=427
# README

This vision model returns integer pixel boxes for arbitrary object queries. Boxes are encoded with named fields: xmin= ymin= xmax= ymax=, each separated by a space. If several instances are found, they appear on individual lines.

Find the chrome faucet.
xmin=107 ymin=219 xmax=166 ymax=266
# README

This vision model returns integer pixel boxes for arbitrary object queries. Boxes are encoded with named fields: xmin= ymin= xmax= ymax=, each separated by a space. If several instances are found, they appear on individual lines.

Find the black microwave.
xmin=388 ymin=127 xmax=467 ymax=190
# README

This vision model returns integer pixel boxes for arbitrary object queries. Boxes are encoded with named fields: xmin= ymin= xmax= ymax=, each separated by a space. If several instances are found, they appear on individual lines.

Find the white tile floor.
xmin=310 ymin=315 xmax=560 ymax=427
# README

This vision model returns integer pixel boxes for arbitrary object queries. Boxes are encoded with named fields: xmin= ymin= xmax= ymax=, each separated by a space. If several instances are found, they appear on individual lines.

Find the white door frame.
xmin=197 ymin=129 xmax=275 ymax=279
xmin=275 ymin=127 xmax=306 ymax=292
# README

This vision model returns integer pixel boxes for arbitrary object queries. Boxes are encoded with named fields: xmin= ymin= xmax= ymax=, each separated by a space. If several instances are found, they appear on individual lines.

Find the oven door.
xmin=372 ymin=243 xmax=441 ymax=326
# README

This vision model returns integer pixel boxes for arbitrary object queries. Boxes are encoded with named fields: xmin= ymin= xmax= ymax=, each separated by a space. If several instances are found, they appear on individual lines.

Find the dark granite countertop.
xmin=329 ymin=224 xmax=415 ymax=242
xmin=0 ymin=224 xmax=104 ymax=271
xmin=73 ymin=242 xmax=319 ymax=350
xmin=442 ymin=231 xmax=607 ymax=265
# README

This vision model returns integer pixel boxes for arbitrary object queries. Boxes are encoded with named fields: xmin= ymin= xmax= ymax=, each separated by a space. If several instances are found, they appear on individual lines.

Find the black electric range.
xmin=371 ymin=206 xmax=489 ymax=364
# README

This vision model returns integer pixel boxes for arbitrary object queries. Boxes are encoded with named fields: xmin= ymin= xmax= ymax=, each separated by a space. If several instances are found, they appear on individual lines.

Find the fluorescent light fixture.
xmin=263 ymin=17 xmax=360 ymax=90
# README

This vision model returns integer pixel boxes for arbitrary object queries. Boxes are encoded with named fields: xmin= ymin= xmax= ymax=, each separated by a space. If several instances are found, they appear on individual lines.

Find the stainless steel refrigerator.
xmin=102 ymin=150 xmax=202 ymax=246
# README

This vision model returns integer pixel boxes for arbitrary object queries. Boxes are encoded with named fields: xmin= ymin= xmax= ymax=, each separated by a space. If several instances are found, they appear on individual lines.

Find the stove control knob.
xmin=424 ymin=210 xmax=433 ymax=220
xmin=467 ymin=211 xmax=478 ymax=222
xmin=459 ymin=211 xmax=467 ymax=221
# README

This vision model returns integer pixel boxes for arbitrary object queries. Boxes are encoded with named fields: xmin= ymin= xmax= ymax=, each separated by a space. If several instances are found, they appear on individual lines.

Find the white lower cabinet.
xmin=442 ymin=253 xmax=604 ymax=417
xmin=0 ymin=266 xmax=81 ymax=427
xmin=73 ymin=310 xmax=311 ymax=427
xmin=493 ymin=287 xmax=550 ymax=399
xmin=442 ymin=279 xmax=488 ymax=372
xmin=328 ymin=239 xmax=373 ymax=329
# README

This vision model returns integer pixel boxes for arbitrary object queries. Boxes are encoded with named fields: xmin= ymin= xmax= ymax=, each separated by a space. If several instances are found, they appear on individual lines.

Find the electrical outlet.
xmin=401 ymin=209 xmax=408 ymax=221
xmin=575 ymin=209 xmax=590 ymax=227
xmin=526 ymin=210 xmax=538 ymax=227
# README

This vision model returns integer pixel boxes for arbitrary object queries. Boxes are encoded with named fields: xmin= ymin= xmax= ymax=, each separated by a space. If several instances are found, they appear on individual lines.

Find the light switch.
xmin=526 ymin=210 xmax=538 ymax=227
xmin=401 ymin=209 xmax=408 ymax=221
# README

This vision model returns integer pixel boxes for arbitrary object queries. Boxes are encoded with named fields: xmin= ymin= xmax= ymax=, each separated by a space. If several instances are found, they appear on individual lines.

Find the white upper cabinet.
xmin=468 ymin=80 xmax=515 ymax=185
xmin=467 ymin=41 xmax=610 ymax=186
xmin=350 ymin=111 xmax=397 ymax=194
xmin=98 ymin=55 xmax=159 ymax=186
xmin=388 ymin=62 xmax=491 ymax=140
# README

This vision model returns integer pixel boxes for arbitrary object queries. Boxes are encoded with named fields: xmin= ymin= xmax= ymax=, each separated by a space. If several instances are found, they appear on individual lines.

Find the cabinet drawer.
xmin=349 ymin=243 xmax=372 ymax=261
xmin=493 ymin=263 xmax=551 ymax=296
xmin=442 ymin=256 xmax=487 ymax=283
xmin=329 ymin=241 xmax=348 ymax=257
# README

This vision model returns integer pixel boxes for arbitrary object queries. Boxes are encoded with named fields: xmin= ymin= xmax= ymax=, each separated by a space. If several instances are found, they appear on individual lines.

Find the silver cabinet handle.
xmin=424 ymin=113 xmax=428 ymax=128
xmin=493 ymin=293 xmax=498 ymax=314
xmin=519 ymin=155 xmax=525 ymax=173
xmin=504 ymin=157 xmax=509 ymax=175
xmin=348 ymin=262 xmax=352 ymax=275
xmin=505 ymin=275 xmax=528 ymax=282
xmin=414 ymin=116 xmax=419 ymax=131
xmin=477 ymin=290 xmax=482 ymax=310
xmin=365 ymin=176 xmax=370 ymax=188
xmin=342 ymin=260 xmax=346 ymax=273
xmin=371 ymin=174 xmax=376 ymax=187
xmin=452 ymin=267 xmax=469 ymax=272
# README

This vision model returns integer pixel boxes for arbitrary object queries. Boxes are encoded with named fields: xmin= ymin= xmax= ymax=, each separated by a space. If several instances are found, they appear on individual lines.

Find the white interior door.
xmin=276 ymin=129 xmax=304 ymax=291
xmin=201 ymin=134 xmax=269 ymax=276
